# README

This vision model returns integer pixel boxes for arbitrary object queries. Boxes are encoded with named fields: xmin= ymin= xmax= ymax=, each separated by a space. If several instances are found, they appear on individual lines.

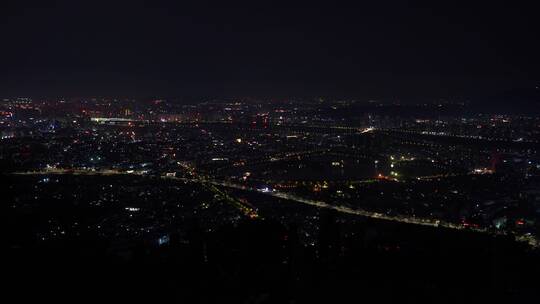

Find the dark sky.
xmin=1 ymin=0 xmax=539 ymax=99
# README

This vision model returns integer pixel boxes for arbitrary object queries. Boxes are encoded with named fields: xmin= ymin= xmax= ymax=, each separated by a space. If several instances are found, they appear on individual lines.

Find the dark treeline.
xmin=7 ymin=212 xmax=540 ymax=303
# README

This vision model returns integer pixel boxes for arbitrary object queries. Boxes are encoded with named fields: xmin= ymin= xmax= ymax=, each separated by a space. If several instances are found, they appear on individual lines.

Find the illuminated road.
xmin=10 ymin=167 xmax=539 ymax=248
xmin=203 ymin=180 xmax=474 ymax=230
xmin=5 ymin=167 xmax=500 ymax=231
xmin=202 ymin=179 xmax=539 ymax=248
xmin=200 ymin=182 xmax=259 ymax=219
xmin=12 ymin=167 xmax=259 ymax=218
xmin=11 ymin=168 xmax=139 ymax=176
xmin=378 ymin=128 xmax=540 ymax=145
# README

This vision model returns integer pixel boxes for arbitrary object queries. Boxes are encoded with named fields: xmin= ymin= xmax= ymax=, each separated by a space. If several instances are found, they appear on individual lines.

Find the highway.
xmin=199 ymin=179 xmax=539 ymax=248
xmin=203 ymin=180 xmax=474 ymax=230
xmin=9 ymin=167 xmax=539 ymax=248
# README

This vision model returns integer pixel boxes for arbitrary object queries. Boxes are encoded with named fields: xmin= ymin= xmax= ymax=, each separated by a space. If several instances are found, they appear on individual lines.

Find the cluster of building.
xmin=3 ymin=97 xmax=540 ymax=249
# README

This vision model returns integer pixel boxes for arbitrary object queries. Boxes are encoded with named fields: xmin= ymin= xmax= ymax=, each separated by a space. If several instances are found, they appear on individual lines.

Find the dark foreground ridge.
xmin=7 ymin=215 xmax=539 ymax=303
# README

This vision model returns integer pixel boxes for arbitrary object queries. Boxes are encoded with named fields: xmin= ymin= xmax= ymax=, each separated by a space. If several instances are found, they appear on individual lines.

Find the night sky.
xmin=1 ymin=0 xmax=539 ymax=99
